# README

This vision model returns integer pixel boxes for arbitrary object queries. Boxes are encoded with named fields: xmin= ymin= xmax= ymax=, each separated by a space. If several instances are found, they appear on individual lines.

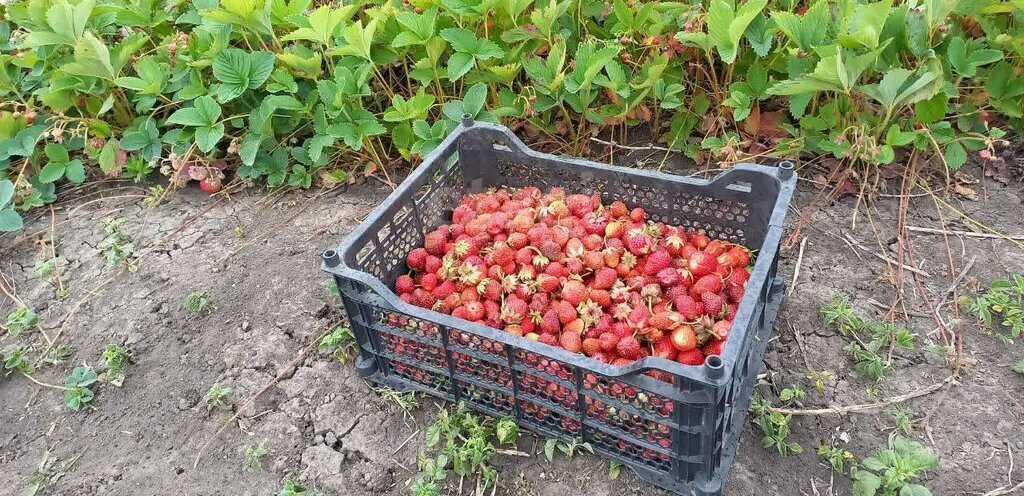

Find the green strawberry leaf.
xmin=213 ymin=49 xmax=275 ymax=103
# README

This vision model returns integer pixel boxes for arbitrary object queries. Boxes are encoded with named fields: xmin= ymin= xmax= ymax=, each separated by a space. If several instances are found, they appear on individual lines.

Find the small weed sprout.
xmin=64 ymin=365 xmax=98 ymax=411
xmin=887 ymin=404 xmax=915 ymax=435
xmin=750 ymin=380 xmax=803 ymax=456
xmin=99 ymin=344 xmax=132 ymax=387
xmin=1013 ymin=358 xmax=1024 ymax=375
xmin=806 ymin=369 xmax=835 ymax=393
xmin=4 ymin=306 xmax=38 ymax=337
xmin=544 ymin=437 xmax=594 ymax=461
xmin=244 ymin=442 xmax=270 ymax=471
xmin=853 ymin=435 xmax=938 ymax=496
xmin=99 ymin=217 xmax=137 ymax=271
xmin=778 ymin=384 xmax=806 ymax=403
xmin=817 ymin=444 xmax=856 ymax=473
xmin=2 ymin=345 xmax=32 ymax=374
xmin=414 ymin=404 xmax=518 ymax=495
xmin=319 ymin=327 xmax=356 ymax=364
xmin=185 ymin=291 xmax=212 ymax=314
xmin=822 ymin=293 xmax=915 ymax=382
xmin=373 ymin=386 xmax=419 ymax=420
xmin=204 ymin=382 xmax=234 ymax=408
xmin=26 ymin=452 xmax=78 ymax=496
xmin=608 ymin=460 xmax=623 ymax=479
xmin=142 ymin=185 xmax=166 ymax=208
xmin=277 ymin=475 xmax=326 ymax=496
xmin=964 ymin=274 xmax=1024 ymax=343
xmin=34 ymin=258 xmax=56 ymax=277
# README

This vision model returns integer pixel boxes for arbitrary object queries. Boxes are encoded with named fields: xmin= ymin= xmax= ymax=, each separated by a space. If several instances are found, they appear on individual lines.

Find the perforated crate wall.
xmin=324 ymin=119 xmax=795 ymax=496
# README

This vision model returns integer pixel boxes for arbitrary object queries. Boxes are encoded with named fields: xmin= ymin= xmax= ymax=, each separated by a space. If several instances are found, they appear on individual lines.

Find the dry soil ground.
xmin=0 ymin=151 xmax=1022 ymax=496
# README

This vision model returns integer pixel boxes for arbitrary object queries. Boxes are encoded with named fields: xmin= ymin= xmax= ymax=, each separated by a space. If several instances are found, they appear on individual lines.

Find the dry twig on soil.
xmin=768 ymin=376 xmax=955 ymax=416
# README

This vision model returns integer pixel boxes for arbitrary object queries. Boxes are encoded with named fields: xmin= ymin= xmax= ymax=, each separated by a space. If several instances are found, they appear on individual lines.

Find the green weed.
xmin=244 ymin=442 xmax=270 ymax=471
xmin=3 ymin=306 xmax=38 ymax=337
xmin=414 ymin=404 xmax=518 ymax=496
xmin=185 ymin=291 xmax=212 ymax=314
xmin=99 ymin=344 xmax=132 ymax=387
xmin=204 ymin=382 xmax=234 ymax=409
xmin=964 ymin=275 xmax=1024 ymax=344
xmin=822 ymin=294 xmax=915 ymax=382
xmin=319 ymin=327 xmax=356 ymax=364
xmin=99 ymin=217 xmax=137 ymax=271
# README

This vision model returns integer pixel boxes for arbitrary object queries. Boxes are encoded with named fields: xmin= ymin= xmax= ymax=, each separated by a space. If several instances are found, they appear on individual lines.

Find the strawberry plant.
xmin=818 ymin=443 xmax=857 ymax=473
xmin=543 ymin=437 xmax=594 ymax=461
xmin=277 ymin=476 xmax=326 ymax=496
xmin=64 ymin=364 xmax=98 ymax=411
xmin=852 ymin=435 xmax=938 ymax=496
xmin=0 ymin=0 xmax=1019 ymax=233
xmin=244 ymin=442 xmax=270 ymax=471
xmin=964 ymin=274 xmax=1024 ymax=344
xmin=185 ymin=290 xmax=212 ymax=314
xmin=99 ymin=217 xmax=136 ymax=270
xmin=3 ymin=305 xmax=38 ymax=337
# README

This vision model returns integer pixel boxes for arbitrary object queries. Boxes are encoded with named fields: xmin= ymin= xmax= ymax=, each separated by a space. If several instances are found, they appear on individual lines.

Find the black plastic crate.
xmin=322 ymin=118 xmax=796 ymax=495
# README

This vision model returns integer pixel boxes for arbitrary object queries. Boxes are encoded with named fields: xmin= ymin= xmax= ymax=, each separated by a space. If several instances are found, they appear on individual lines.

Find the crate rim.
xmin=322 ymin=118 xmax=796 ymax=387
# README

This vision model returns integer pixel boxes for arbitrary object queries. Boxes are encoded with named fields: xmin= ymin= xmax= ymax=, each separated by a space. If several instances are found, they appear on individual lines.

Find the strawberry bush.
xmin=0 ymin=0 xmax=1021 ymax=231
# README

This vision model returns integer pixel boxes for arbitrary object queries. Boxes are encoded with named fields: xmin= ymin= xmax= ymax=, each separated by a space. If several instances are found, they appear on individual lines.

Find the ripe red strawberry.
xmin=627 ymin=231 xmax=654 ymax=255
xmin=701 ymin=339 xmax=725 ymax=357
xmin=565 ymin=194 xmax=597 ymax=217
xmin=424 ymin=230 xmax=448 ymax=255
xmin=560 ymin=331 xmax=582 ymax=353
xmin=553 ymin=299 xmax=578 ymax=324
xmin=656 ymin=267 xmax=681 ymax=287
xmin=582 ymin=337 xmax=601 ymax=356
xmin=690 ymin=274 xmax=724 ymax=297
xmin=465 ymin=301 xmax=485 ymax=321
xmin=609 ymin=201 xmax=628 ymax=218
xmin=502 ymin=296 xmax=529 ymax=324
xmin=675 ymin=348 xmax=705 ymax=365
xmin=727 ymin=266 xmax=750 ymax=287
xmin=396 ymin=274 xmax=415 ymax=294
xmin=688 ymin=251 xmax=718 ymax=277
xmin=490 ymin=242 xmax=515 ymax=266
xmin=674 ymin=294 xmax=704 ymax=321
xmin=599 ymin=332 xmax=619 ymax=351
xmin=420 ymin=273 xmax=439 ymax=291
xmin=538 ymin=333 xmax=558 ymax=347
xmin=726 ymin=283 xmax=745 ymax=302
xmin=582 ymin=251 xmax=605 ymax=270
xmin=406 ymin=248 xmax=428 ymax=270
xmin=644 ymin=249 xmax=672 ymax=276
xmin=411 ymin=288 xmax=434 ymax=308
xmin=701 ymin=291 xmax=726 ymax=317
xmin=478 ymin=278 xmax=502 ymax=300
xmin=540 ymin=309 xmax=561 ymax=334
xmin=628 ymin=207 xmax=645 ymax=222
xmin=399 ymin=292 xmax=414 ymax=305
xmin=507 ymin=232 xmax=528 ymax=249
xmin=616 ymin=336 xmax=643 ymax=359
xmin=432 ymin=280 xmax=457 ymax=299
xmin=649 ymin=312 xmax=678 ymax=331
xmin=711 ymin=320 xmax=731 ymax=340
xmin=561 ymin=280 xmax=588 ymax=306
xmin=653 ymin=339 xmax=677 ymax=360
xmin=589 ymin=289 xmax=612 ymax=307
xmin=592 ymin=267 xmax=618 ymax=290
xmin=536 ymin=274 xmax=560 ymax=293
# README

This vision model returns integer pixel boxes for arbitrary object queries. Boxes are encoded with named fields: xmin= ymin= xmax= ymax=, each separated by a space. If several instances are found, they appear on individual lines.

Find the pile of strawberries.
xmin=394 ymin=186 xmax=753 ymax=374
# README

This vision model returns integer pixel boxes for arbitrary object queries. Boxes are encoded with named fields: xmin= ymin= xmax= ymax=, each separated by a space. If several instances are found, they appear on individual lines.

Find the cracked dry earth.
xmin=1 ymin=158 xmax=1023 ymax=496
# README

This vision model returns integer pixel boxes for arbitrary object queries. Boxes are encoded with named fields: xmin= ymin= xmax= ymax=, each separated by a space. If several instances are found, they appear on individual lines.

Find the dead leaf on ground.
xmin=953 ymin=183 xmax=978 ymax=200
